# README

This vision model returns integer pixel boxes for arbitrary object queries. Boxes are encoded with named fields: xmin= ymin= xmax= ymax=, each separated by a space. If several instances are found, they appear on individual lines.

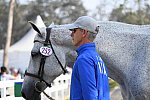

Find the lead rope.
xmin=43 ymin=91 xmax=55 ymax=100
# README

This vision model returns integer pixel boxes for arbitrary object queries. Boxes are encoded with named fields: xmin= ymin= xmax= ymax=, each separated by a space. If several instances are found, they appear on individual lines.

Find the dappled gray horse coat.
xmin=96 ymin=21 xmax=150 ymax=100
xmin=21 ymin=21 xmax=150 ymax=100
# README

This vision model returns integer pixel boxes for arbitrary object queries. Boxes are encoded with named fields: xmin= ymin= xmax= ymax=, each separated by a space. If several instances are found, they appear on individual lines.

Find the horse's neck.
xmin=96 ymin=22 xmax=150 ymax=83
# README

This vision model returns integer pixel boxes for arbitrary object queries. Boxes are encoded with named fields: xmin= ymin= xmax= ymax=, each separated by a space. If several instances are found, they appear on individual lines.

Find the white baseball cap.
xmin=64 ymin=16 xmax=99 ymax=34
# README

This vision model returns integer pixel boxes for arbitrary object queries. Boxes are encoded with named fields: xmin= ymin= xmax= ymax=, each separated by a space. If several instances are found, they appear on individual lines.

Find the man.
xmin=65 ymin=16 xmax=110 ymax=100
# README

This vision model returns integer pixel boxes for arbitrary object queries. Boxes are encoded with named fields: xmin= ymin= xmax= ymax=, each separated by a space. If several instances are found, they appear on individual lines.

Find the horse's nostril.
xmin=21 ymin=91 xmax=26 ymax=99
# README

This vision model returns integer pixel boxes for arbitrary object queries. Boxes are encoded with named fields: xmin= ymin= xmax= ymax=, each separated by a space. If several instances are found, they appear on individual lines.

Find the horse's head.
xmin=21 ymin=22 xmax=76 ymax=100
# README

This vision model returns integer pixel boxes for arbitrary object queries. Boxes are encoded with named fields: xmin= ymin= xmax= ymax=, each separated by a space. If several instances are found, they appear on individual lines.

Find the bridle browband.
xmin=24 ymin=28 xmax=68 ymax=100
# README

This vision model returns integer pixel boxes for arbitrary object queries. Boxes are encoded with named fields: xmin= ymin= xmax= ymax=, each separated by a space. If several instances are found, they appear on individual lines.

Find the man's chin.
xmin=72 ymin=41 xmax=75 ymax=46
xmin=72 ymin=41 xmax=79 ymax=47
xmin=73 ymin=43 xmax=77 ymax=47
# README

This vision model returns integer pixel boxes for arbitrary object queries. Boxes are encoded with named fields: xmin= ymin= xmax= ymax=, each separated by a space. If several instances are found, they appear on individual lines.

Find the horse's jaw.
xmin=22 ymin=91 xmax=41 ymax=100
xmin=21 ymin=77 xmax=43 ymax=100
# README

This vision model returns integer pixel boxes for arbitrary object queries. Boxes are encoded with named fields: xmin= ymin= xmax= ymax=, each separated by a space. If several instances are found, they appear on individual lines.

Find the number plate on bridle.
xmin=40 ymin=46 xmax=52 ymax=56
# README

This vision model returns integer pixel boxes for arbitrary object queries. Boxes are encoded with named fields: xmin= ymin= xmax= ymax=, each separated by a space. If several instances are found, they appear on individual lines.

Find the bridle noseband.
xmin=24 ymin=28 xmax=68 ymax=100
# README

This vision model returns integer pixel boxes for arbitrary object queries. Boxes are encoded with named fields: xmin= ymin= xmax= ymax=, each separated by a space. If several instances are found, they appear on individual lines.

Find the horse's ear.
xmin=28 ymin=21 xmax=43 ymax=37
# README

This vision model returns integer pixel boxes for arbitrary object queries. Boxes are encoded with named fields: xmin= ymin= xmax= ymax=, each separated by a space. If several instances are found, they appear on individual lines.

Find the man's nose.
xmin=71 ymin=32 xmax=74 ymax=37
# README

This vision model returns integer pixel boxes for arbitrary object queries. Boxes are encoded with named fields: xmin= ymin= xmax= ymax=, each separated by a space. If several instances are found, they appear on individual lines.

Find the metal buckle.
xmin=35 ymin=81 xmax=46 ymax=92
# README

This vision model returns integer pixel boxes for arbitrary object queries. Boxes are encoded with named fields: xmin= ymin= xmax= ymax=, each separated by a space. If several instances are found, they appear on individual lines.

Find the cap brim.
xmin=63 ymin=23 xmax=78 ymax=30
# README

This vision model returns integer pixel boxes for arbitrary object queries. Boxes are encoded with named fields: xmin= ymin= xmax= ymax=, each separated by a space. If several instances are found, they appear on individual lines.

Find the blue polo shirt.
xmin=70 ymin=42 xmax=110 ymax=100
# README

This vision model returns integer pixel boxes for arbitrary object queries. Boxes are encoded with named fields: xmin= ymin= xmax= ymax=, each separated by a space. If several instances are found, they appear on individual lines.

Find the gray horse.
xmin=21 ymin=21 xmax=150 ymax=100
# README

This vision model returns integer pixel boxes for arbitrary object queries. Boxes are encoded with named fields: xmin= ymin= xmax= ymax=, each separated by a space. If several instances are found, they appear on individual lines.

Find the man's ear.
xmin=82 ymin=30 xmax=88 ymax=38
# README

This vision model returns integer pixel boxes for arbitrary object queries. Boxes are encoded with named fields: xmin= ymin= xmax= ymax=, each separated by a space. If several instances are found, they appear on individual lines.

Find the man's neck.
xmin=77 ymin=39 xmax=92 ymax=48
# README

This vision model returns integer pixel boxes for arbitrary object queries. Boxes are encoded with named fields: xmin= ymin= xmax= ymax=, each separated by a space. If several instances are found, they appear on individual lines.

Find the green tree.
xmin=0 ymin=0 xmax=87 ymax=49
xmin=109 ymin=5 xmax=124 ymax=22
xmin=0 ymin=0 xmax=9 ymax=49
xmin=24 ymin=0 xmax=87 ymax=25
xmin=0 ymin=0 xmax=30 ymax=49
xmin=109 ymin=2 xmax=150 ymax=25
xmin=91 ymin=0 xmax=108 ymax=21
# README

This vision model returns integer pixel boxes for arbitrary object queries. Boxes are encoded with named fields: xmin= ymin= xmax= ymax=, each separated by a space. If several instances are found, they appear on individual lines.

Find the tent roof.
xmin=10 ymin=15 xmax=46 ymax=52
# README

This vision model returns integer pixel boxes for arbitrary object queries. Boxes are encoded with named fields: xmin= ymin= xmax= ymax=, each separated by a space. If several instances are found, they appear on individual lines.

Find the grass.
xmin=109 ymin=78 xmax=119 ymax=91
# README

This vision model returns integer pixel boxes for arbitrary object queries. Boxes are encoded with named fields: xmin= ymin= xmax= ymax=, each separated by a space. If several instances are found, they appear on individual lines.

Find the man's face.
xmin=70 ymin=28 xmax=83 ymax=47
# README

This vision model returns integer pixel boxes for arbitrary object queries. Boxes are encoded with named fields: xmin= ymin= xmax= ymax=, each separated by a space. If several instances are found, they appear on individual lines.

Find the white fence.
xmin=0 ymin=73 xmax=71 ymax=100
xmin=0 ymin=79 xmax=24 ymax=100
xmin=42 ymin=74 xmax=71 ymax=100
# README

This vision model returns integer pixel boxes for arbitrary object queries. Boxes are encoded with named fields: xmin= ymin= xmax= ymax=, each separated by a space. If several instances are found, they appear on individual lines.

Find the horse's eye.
xmin=31 ymin=52 xmax=39 ymax=57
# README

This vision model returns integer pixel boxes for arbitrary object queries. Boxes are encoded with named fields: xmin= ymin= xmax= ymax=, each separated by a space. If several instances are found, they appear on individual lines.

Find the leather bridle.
xmin=24 ymin=28 xmax=68 ymax=100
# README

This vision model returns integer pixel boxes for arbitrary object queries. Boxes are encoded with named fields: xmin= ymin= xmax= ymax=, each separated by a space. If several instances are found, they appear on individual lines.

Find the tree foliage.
xmin=0 ymin=0 xmax=9 ymax=48
xmin=25 ymin=0 xmax=87 ymax=24
xmin=0 ymin=0 xmax=87 ymax=49
xmin=109 ymin=1 xmax=150 ymax=25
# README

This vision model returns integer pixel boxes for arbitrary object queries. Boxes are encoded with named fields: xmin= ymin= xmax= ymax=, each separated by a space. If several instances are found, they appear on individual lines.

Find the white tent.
xmin=0 ymin=15 xmax=46 ymax=72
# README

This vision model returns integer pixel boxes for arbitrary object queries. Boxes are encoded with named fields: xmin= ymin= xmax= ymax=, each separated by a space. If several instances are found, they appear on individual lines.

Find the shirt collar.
xmin=76 ymin=42 xmax=96 ymax=55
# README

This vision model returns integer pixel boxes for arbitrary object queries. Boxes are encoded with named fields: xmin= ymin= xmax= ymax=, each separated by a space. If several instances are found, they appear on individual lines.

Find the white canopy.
xmin=0 ymin=15 xmax=46 ymax=72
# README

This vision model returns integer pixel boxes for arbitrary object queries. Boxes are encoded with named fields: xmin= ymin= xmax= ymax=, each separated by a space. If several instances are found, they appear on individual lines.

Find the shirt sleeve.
xmin=77 ymin=57 xmax=98 ymax=100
